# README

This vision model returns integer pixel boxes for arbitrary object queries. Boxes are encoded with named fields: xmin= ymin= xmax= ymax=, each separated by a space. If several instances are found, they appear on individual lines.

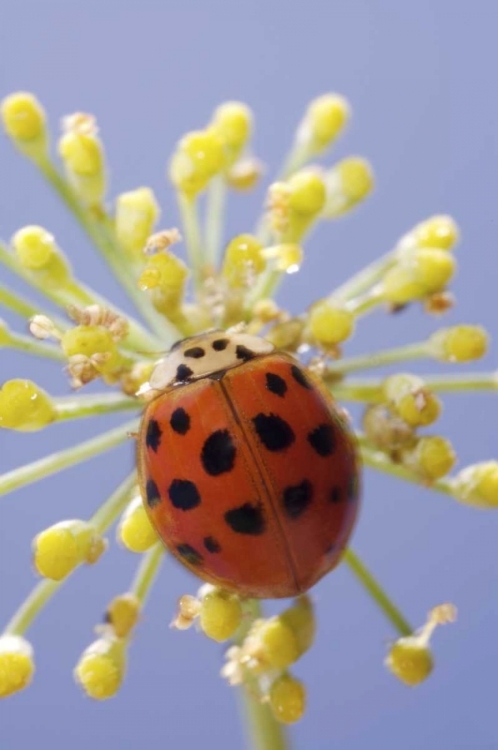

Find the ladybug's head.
xmin=145 ymin=330 xmax=274 ymax=392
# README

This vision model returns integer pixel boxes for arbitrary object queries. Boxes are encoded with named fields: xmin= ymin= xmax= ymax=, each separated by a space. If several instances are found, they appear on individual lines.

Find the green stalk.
xmin=5 ymin=330 xmax=65 ymax=361
xmin=326 ymin=341 xmax=430 ymax=376
xmin=205 ymin=175 xmax=226 ymax=270
xmin=177 ymin=192 xmax=204 ymax=292
xmin=329 ymin=249 xmax=396 ymax=303
xmin=55 ymin=392 xmax=140 ymax=420
xmin=235 ymin=600 xmax=290 ymax=750
xmin=343 ymin=549 xmax=412 ymax=636
xmin=0 ymin=418 xmax=139 ymax=497
xmin=131 ymin=543 xmax=164 ymax=603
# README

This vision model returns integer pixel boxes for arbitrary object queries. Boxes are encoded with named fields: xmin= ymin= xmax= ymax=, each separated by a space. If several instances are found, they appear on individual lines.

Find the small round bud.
xmin=223 ymin=234 xmax=266 ymax=287
xmin=118 ymin=495 xmax=159 ymax=553
xmin=171 ymin=594 xmax=202 ymax=630
xmin=74 ymin=636 xmax=126 ymax=700
xmin=12 ymin=225 xmax=71 ymax=287
xmin=33 ymin=520 xmax=105 ymax=580
xmin=300 ymin=93 xmax=349 ymax=153
xmin=322 ymin=157 xmax=374 ymax=218
xmin=252 ymin=618 xmax=300 ymax=669
xmin=386 ymin=638 xmax=433 ymax=686
xmin=169 ymin=129 xmax=224 ymax=196
xmin=411 ymin=248 xmax=456 ymax=294
xmin=412 ymin=215 xmax=459 ymax=251
xmin=0 ymin=635 xmax=35 ymax=698
xmin=308 ymin=300 xmax=355 ymax=347
xmin=429 ymin=325 xmax=489 ymax=363
xmin=266 ymin=319 xmax=305 ymax=351
xmin=105 ymin=594 xmax=140 ymax=638
xmin=381 ymin=265 xmax=425 ymax=305
xmin=383 ymin=374 xmax=442 ymax=427
xmin=401 ymin=436 xmax=457 ymax=481
xmin=453 ymin=461 xmax=498 ymax=509
xmin=1 ymin=92 xmax=46 ymax=149
xmin=61 ymin=325 xmax=122 ymax=375
xmin=199 ymin=589 xmax=243 ymax=642
xmin=0 ymin=379 xmax=56 ymax=431
xmin=59 ymin=120 xmax=106 ymax=206
xmin=288 ymin=171 xmax=326 ymax=217
xmin=115 ymin=188 xmax=160 ymax=260
xmin=269 ymin=673 xmax=306 ymax=724
xmin=362 ymin=404 xmax=414 ymax=451
xmin=138 ymin=251 xmax=188 ymax=313
xmin=211 ymin=101 xmax=252 ymax=163
xmin=280 ymin=595 xmax=316 ymax=657
xmin=226 ymin=157 xmax=263 ymax=191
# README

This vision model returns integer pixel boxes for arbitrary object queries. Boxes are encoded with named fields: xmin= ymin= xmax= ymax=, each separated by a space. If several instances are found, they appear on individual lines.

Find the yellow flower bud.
xmin=199 ymin=588 xmax=243 ymax=642
xmin=429 ymin=325 xmax=489 ymax=363
xmin=0 ymin=379 xmax=56 ymax=431
xmin=169 ymin=129 xmax=224 ymax=196
xmin=115 ymin=188 xmax=160 ymax=260
xmin=33 ymin=520 xmax=106 ymax=580
xmin=59 ymin=127 xmax=106 ymax=206
xmin=12 ymin=225 xmax=72 ymax=287
xmin=211 ymin=101 xmax=252 ymax=163
xmin=262 ymin=244 xmax=303 ymax=273
xmin=411 ymin=215 xmax=460 ymax=251
xmin=226 ymin=157 xmax=263 ymax=191
xmin=61 ymin=325 xmax=123 ymax=375
xmin=266 ymin=319 xmax=305 ymax=351
xmin=386 ymin=638 xmax=434 ymax=686
xmin=105 ymin=594 xmax=141 ymax=638
xmin=308 ymin=300 xmax=355 ymax=347
xmin=138 ymin=252 xmax=188 ymax=314
xmin=118 ymin=495 xmax=159 ymax=553
xmin=322 ymin=157 xmax=374 ymax=218
xmin=401 ymin=436 xmax=457 ymax=481
xmin=383 ymin=374 xmax=442 ymax=428
xmin=1 ymin=92 xmax=47 ymax=158
xmin=299 ymin=93 xmax=350 ymax=154
xmin=288 ymin=171 xmax=326 ymax=217
xmin=453 ymin=461 xmax=498 ymax=509
xmin=410 ymin=248 xmax=456 ymax=293
xmin=252 ymin=618 xmax=300 ymax=669
xmin=74 ymin=635 xmax=126 ymax=700
xmin=223 ymin=234 xmax=266 ymax=287
xmin=269 ymin=673 xmax=306 ymax=724
xmin=280 ymin=595 xmax=316 ymax=657
xmin=0 ymin=635 xmax=35 ymax=698
xmin=380 ymin=265 xmax=425 ymax=305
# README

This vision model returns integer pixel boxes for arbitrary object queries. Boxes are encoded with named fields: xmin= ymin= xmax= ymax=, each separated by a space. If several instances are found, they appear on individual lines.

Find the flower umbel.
xmin=0 ymin=91 xmax=495 ymax=750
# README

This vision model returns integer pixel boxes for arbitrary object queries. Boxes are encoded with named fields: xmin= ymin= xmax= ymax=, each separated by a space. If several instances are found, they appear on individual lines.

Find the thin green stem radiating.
xmin=4 ymin=331 xmax=65 ymax=361
xmin=0 ymin=283 xmax=63 ymax=327
xmin=131 ymin=543 xmax=164 ymax=603
xmin=326 ymin=341 xmax=429 ymax=376
xmin=328 ymin=372 xmax=498 ymax=402
xmin=35 ymin=157 xmax=177 ymax=343
xmin=235 ymin=599 xmax=290 ymax=750
xmin=205 ymin=175 xmax=226 ymax=270
xmin=343 ymin=549 xmax=413 ymax=637
xmin=178 ymin=192 xmax=204 ymax=292
xmin=328 ymin=249 xmax=396 ymax=303
xmin=0 ymin=418 xmax=139 ymax=497
xmin=55 ymin=392 xmax=140 ymax=421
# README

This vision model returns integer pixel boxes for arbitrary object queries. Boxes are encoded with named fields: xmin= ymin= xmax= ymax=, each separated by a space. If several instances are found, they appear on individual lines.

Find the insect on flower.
xmin=0 ymin=90 xmax=496 ymax=746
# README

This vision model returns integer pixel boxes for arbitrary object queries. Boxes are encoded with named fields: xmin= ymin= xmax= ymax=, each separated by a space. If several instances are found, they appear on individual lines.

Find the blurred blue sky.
xmin=0 ymin=1 xmax=497 ymax=749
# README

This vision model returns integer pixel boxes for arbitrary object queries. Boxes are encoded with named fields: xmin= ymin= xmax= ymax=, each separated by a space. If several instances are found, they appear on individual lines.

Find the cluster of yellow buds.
xmin=0 ymin=87 xmax=495 ymax=750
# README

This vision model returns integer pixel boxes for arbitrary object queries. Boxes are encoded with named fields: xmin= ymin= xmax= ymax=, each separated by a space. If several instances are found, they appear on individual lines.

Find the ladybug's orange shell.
xmin=138 ymin=353 xmax=360 ymax=599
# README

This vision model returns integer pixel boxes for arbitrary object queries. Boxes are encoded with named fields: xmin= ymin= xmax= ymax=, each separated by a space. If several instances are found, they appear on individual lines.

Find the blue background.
xmin=1 ymin=1 xmax=497 ymax=748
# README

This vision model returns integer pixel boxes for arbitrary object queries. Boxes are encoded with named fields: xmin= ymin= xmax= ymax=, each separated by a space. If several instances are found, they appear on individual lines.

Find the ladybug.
xmin=137 ymin=330 xmax=360 ymax=598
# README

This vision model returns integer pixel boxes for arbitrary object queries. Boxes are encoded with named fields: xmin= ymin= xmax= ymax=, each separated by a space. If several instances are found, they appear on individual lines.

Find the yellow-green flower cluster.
xmin=0 ymin=89 xmax=495 ymax=749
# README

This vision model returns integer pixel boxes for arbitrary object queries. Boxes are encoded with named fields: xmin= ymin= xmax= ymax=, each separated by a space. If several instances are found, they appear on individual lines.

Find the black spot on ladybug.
xmin=201 ymin=429 xmax=236 ymax=476
xmin=225 ymin=503 xmax=266 ymax=535
xmin=212 ymin=338 xmax=229 ymax=351
xmin=184 ymin=346 xmax=205 ymax=359
xmin=330 ymin=486 xmax=342 ymax=504
xmin=145 ymin=419 xmax=162 ymax=452
xmin=347 ymin=474 xmax=359 ymax=502
xmin=170 ymin=407 xmax=190 ymax=435
xmin=290 ymin=364 xmax=312 ymax=389
xmin=325 ymin=542 xmax=337 ymax=555
xmin=282 ymin=479 xmax=313 ymax=519
xmin=252 ymin=413 xmax=295 ymax=452
xmin=176 ymin=364 xmax=194 ymax=382
xmin=203 ymin=536 xmax=221 ymax=553
xmin=236 ymin=344 xmax=256 ymax=362
xmin=308 ymin=423 xmax=336 ymax=456
xmin=176 ymin=543 xmax=203 ymax=566
xmin=145 ymin=479 xmax=161 ymax=508
xmin=168 ymin=479 xmax=201 ymax=510
xmin=265 ymin=372 xmax=287 ymax=397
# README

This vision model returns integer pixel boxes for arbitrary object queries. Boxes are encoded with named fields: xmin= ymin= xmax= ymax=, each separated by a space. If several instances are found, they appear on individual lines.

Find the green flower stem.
xmin=131 ymin=543 xmax=164 ymax=603
xmin=279 ymin=141 xmax=312 ymax=180
xmin=329 ymin=250 xmax=396 ymax=303
xmin=358 ymin=438 xmax=453 ymax=496
xmin=35 ymin=157 xmax=178 ymax=343
xmin=0 ymin=283 xmax=65 ymax=329
xmin=326 ymin=341 xmax=430 ymax=376
xmin=55 ymin=392 xmax=141 ymax=420
xmin=0 ymin=418 xmax=139 ymax=497
xmin=343 ymin=549 xmax=413 ymax=637
xmin=235 ymin=599 xmax=289 ymax=750
xmin=177 ymin=192 xmax=204 ymax=292
xmin=4 ymin=331 xmax=66 ymax=361
xmin=328 ymin=372 xmax=498 ymax=402
xmin=4 ymin=473 xmax=137 ymax=636
xmin=205 ymin=175 xmax=226 ymax=270
xmin=245 ymin=268 xmax=284 ymax=316
xmin=0 ymin=241 xmax=162 ymax=354
xmin=327 ymin=380 xmax=382 ymax=403
xmin=346 ymin=287 xmax=383 ymax=317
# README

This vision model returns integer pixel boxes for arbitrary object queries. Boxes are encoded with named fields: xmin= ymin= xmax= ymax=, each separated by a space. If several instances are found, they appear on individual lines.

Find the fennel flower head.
xmin=0 ymin=91 xmax=496 ymax=743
